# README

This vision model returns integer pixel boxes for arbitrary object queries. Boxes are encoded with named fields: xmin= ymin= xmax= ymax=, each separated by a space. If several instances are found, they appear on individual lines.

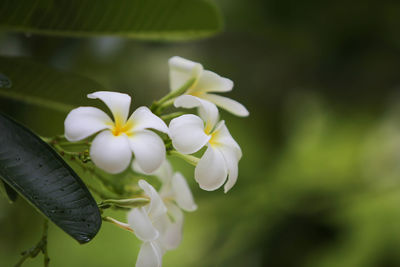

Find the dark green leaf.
xmin=0 ymin=113 xmax=101 ymax=244
xmin=0 ymin=57 xmax=106 ymax=113
xmin=0 ymin=0 xmax=222 ymax=40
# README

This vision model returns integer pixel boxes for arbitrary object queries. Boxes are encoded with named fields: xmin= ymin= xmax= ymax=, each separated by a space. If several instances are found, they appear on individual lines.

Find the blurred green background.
xmin=2 ymin=0 xmax=400 ymax=266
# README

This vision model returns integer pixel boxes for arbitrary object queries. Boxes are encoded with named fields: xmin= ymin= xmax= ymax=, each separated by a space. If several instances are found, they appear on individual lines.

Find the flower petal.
xmin=212 ymin=121 xmax=242 ymax=158
xmin=131 ymin=159 xmax=146 ymax=174
xmin=172 ymin=173 xmax=197 ymax=212
xmin=154 ymin=160 xmax=174 ymax=184
xmin=128 ymin=208 xmax=159 ymax=242
xmin=64 ymin=107 xmax=112 ymax=142
xmin=174 ymin=95 xmax=219 ymax=132
xmin=202 ymin=93 xmax=249 ymax=117
xmin=210 ymin=121 xmax=241 ymax=192
xmin=128 ymin=130 xmax=166 ymax=174
xmin=87 ymin=91 xmax=131 ymax=124
xmin=193 ymin=70 xmax=233 ymax=93
xmin=133 ymin=160 xmax=174 ymax=186
xmin=90 ymin=131 xmax=131 ymax=174
xmin=169 ymin=114 xmax=210 ymax=154
xmin=161 ymin=204 xmax=184 ymax=250
xmin=195 ymin=146 xmax=227 ymax=191
xmin=169 ymin=56 xmax=203 ymax=91
xmin=139 ymin=180 xmax=167 ymax=220
xmin=219 ymin=146 xmax=240 ymax=193
xmin=128 ymin=106 xmax=168 ymax=134
xmin=136 ymin=241 xmax=162 ymax=267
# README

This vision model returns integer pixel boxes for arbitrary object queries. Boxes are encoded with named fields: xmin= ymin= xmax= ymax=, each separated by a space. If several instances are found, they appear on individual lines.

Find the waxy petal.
xmin=195 ymin=146 xmax=227 ymax=191
xmin=153 ymin=160 xmax=174 ymax=184
xmin=219 ymin=146 xmax=240 ymax=193
xmin=138 ymin=180 xmax=167 ymax=220
xmin=129 ymin=106 xmax=169 ymax=134
xmin=128 ymin=208 xmax=159 ymax=242
xmin=88 ymin=91 xmax=131 ymax=124
xmin=131 ymin=159 xmax=147 ymax=175
xmin=212 ymin=121 xmax=242 ymax=158
xmin=161 ymin=204 xmax=184 ymax=250
xmin=90 ymin=131 xmax=131 ymax=174
xmin=136 ymin=242 xmax=162 ymax=267
xmin=132 ymin=160 xmax=174 ymax=186
xmin=64 ymin=107 xmax=112 ymax=141
xmin=169 ymin=56 xmax=203 ymax=91
xmin=174 ymin=95 xmax=219 ymax=132
xmin=128 ymin=130 xmax=166 ymax=174
xmin=202 ymin=93 xmax=249 ymax=117
xmin=169 ymin=114 xmax=210 ymax=154
xmin=194 ymin=70 xmax=233 ymax=93
xmin=172 ymin=173 xmax=197 ymax=212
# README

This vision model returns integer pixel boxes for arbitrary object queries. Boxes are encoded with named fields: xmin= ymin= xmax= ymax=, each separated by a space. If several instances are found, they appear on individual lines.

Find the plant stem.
xmin=98 ymin=197 xmax=150 ymax=209
xmin=15 ymin=219 xmax=49 ymax=267
xmin=42 ymin=136 xmax=91 ymax=163
xmin=102 ymin=216 xmax=134 ymax=233
xmin=151 ymin=78 xmax=195 ymax=114
xmin=160 ymin=112 xmax=185 ymax=121
xmin=169 ymin=150 xmax=200 ymax=166
xmin=72 ymin=159 xmax=119 ymax=197
xmin=57 ymin=140 xmax=91 ymax=147
xmin=42 ymin=220 xmax=50 ymax=267
xmin=156 ymin=98 xmax=175 ymax=113
xmin=86 ymin=183 xmax=117 ymax=200
xmin=41 ymin=135 xmax=90 ymax=148
xmin=43 ymin=135 xmax=120 ymax=199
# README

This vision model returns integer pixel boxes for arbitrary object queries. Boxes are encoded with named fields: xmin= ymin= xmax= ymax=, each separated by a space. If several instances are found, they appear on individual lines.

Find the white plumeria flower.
xmin=132 ymin=160 xmax=197 ymax=249
xmin=128 ymin=180 xmax=167 ymax=267
xmin=128 ymin=177 xmax=196 ymax=267
xmin=169 ymin=95 xmax=242 ymax=193
xmin=169 ymin=56 xmax=249 ymax=117
xmin=64 ymin=91 xmax=168 ymax=174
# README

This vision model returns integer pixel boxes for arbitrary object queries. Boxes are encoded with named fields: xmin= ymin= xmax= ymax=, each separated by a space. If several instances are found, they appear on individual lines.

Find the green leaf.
xmin=0 ymin=0 xmax=222 ymax=40
xmin=0 ymin=57 xmax=106 ymax=113
xmin=0 ymin=113 xmax=102 ymax=244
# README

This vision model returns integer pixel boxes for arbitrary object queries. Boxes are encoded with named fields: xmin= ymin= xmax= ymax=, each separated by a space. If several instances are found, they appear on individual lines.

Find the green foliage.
xmin=0 ymin=113 xmax=101 ymax=244
xmin=0 ymin=0 xmax=222 ymax=40
xmin=0 ymin=57 xmax=107 ymax=113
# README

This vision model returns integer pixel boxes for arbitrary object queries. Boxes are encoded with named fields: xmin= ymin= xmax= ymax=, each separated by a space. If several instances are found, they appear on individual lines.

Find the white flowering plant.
xmin=36 ymin=56 xmax=248 ymax=267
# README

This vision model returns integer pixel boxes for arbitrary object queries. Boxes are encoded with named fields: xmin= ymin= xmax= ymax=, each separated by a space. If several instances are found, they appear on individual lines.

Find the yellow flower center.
xmin=204 ymin=127 xmax=220 ymax=147
xmin=188 ymin=91 xmax=203 ymax=97
xmin=111 ymin=116 xmax=134 ymax=136
xmin=186 ymin=80 xmax=205 ymax=97
xmin=208 ymin=129 xmax=220 ymax=147
xmin=204 ymin=121 xmax=213 ymax=135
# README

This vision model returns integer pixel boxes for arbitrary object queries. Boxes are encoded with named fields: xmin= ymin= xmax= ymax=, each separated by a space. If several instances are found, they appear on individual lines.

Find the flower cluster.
xmin=64 ymin=56 xmax=248 ymax=267
xmin=129 ymin=161 xmax=197 ymax=266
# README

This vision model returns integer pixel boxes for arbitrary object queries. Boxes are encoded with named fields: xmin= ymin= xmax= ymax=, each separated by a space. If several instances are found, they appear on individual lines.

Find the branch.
xmin=15 ymin=219 xmax=50 ymax=267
